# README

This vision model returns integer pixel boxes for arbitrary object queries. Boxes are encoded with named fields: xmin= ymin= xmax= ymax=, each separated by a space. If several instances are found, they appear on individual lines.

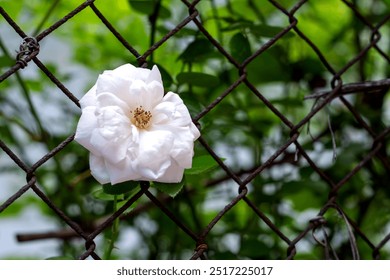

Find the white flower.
xmin=75 ymin=64 xmax=200 ymax=184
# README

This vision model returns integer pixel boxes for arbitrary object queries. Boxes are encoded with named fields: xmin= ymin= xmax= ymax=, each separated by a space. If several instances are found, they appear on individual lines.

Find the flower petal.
xmin=89 ymin=153 xmax=110 ymax=184
xmin=152 ymin=100 xmax=176 ymax=124
xmin=75 ymin=106 xmax=101 ymax=155
xmin=111 ymin=63 xmax=137 ymax=78
xmin=190 ymin=122 xmax=201 ymax=140
xmin=79 ymin=85 xmax=97 ymax=109
xmin=110 ymin=63 xmax=151 ymax=82
xmin=146 ymin=65 xmax=163 ymax=85
xmin=128 ymin=79 xmax=147 ymax=108
xmin=145 ymin=80 xmax=164 ymax=109
xmin=89 ymin=107 xmax=132 ymax=163
xmin=151 ymin=125 xmax=197 ymax=168
xmin=96 ymin=71 xmax=135 ymax=106
xmin=90 ymin=131 xmax=129 ymax=164
xmin=96 ymin=92 xmax=130 ymax=113
xmin=96 ymin=107 xmax=130 ymax=138
xmin=75 ymin=63 xmax=200 ymax=186
xmin=123 ymin=64 xmax=151 ymax=81
xmin=159 ymin=92 xmax=194 ymax=127
xmin=155 ymin=161 xmax=185 ymax=183
xmin=134 ymin=130 xmax=175 ymax=180
xmin=104 ymin=157 xmax=142 ymax=184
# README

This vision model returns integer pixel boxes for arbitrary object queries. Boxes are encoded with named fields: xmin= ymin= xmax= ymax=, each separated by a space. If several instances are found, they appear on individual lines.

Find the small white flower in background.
xmin=75 ymin=64 xmax=200 ymax=184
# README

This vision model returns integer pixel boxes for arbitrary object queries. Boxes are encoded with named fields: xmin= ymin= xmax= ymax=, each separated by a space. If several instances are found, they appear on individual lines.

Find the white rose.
xmin=75 ymin=64 xmax=200 ymax=184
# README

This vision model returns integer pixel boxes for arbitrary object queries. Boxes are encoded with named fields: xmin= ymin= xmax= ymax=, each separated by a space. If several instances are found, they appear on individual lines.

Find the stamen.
xmin=130 ymin=106 xmax=152 ymax=129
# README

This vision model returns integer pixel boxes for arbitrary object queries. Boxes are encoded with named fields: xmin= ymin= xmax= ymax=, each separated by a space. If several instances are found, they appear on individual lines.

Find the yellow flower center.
xmin=130 ymin=106 xmax=152 ymax=129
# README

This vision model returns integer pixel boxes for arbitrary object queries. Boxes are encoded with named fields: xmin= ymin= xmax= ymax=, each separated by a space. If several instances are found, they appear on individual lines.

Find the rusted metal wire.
xmin=0 ymin=0 xmax=389 ymax=260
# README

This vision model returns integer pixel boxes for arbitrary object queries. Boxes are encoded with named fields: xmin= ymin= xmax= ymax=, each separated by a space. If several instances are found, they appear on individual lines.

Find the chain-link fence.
xmin=1 ymin=0 xmax=390 ymax=260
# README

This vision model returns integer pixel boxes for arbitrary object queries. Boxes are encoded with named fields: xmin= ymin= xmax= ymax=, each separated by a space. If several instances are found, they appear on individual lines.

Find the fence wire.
xmin=0 ymin=0 xmax=390 ymax=260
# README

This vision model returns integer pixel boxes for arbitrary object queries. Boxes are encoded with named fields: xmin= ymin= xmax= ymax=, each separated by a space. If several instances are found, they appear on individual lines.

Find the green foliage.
xmin=103 ymin=181 xmax=140 ymax=195
xmin=153 ymin=179 xmax=185 ymax=198
xmin=0 ymin=0 xmax=389 ymax=260
xmin=185 ymin=155 xmax=220 ymax=175
xmin=128 ymin=0 xmax=160 ymax=15
xmin=129 ymin=0 xmax=171 ymax=18
xmin=229 ymin=33 xmax=251 ymax=63
xmin=178 ymin=39 xmax=216 ymax=63
xmin=176 ymin=72 xmax=219 ymax=88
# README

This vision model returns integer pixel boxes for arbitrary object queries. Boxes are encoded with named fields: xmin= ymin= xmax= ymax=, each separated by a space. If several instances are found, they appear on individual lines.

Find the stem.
xmin=0 ymin=37 xmax=46 ymax=138
xmin=148 ymin=0 xmax=161 ymax=63
xmin=210 ymin=0 xmax=223 ymax=43
xmin=247 ymin=0 xmax=266 ymax=22
xmin=104 ymin=195 xmax=119 ymax=259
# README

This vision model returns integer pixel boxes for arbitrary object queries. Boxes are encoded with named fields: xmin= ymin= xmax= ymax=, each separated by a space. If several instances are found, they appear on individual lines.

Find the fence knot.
xmin=79 ymin=239 xmax=97 ymax=259
xmin=190 ymin=243 xmax=208 ymax=259
xmin=16 ymin=36 xmax=40 ymax=69
xmin=196 ymin=243 xmax=208 ymax=251
xmin=309 ymin=216 xmax=327 ymax=228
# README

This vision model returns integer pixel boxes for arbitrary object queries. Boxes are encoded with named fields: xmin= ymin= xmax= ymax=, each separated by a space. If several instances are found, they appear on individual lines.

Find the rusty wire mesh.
xmin=0 ymin=0 xmax=390 ymax=260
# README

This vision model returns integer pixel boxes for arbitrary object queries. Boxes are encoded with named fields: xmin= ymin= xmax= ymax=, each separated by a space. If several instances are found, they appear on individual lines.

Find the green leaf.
xmin=282 ymin=180 xmax=327 ymax=211
xmin=247 ymin=47 xmax=289 ymax=83
xmin=0 ymin=56 xmax=14 ymax=68
xmin=128 ymin=0 xmax=157 ymax=15
xmin=128 ymin=0 xmax=170 ymax=18
xmin=103 ymin=181 xmax=139 ymax=195
xmin=240 ymin=236 xmax=272 ymax=258
xmin=291 ymin=58 xmax=326 ymax=79
xmin=221 ymin=20 xmax=253 ymax=32
xmin=221 ymin=22 xmax=294 ymax=39
xmin=177 ymin=72 xmax=219 ymax=88
xmin=156 ymin=5 xmax=171 ymax=19
xmin=185 ymin=155 xmax=220 ymax=175
xmin=26 ymin=79 xmax=44 ymax=91
xmin=0 ymin=195 xmax=42 ymax=217
xmin=250 ymin=24 xmax=294 ymax=38
xmin=271 ymin=97 xmax=303 ymax=107
xmin=229 ymin=33 xmax=251 ymax=63
xmin=178 ymin=39 xmax=215 ymax=63
xmin=155 ymin=63 xmax=173 ymax=87
xmin=153 ymin=177 xmax=185 ymax=198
